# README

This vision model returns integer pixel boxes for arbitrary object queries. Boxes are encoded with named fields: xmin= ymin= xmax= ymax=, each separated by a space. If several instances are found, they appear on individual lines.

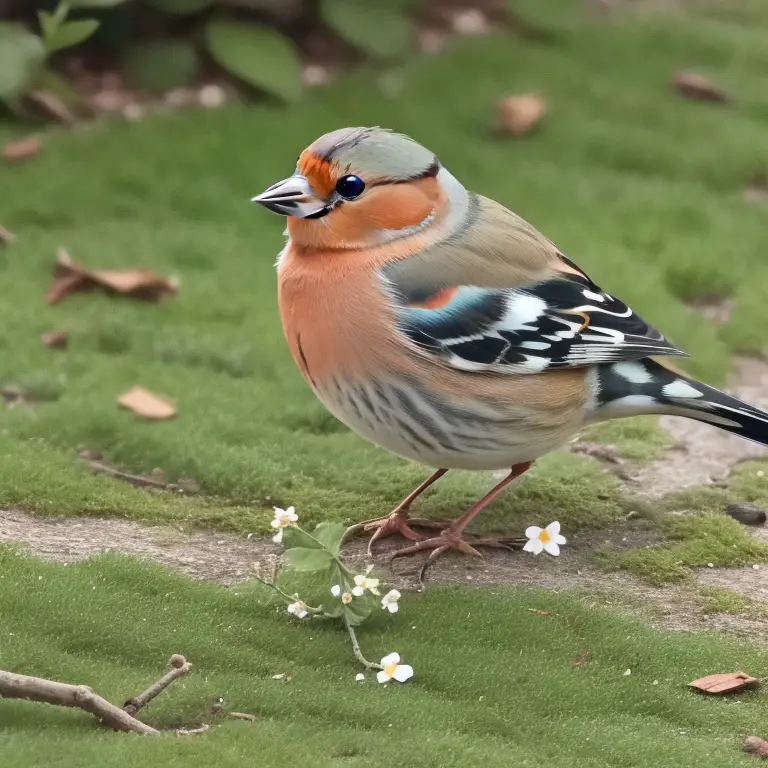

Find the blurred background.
xmin=1 ymin=0 xmax=768 ymax=534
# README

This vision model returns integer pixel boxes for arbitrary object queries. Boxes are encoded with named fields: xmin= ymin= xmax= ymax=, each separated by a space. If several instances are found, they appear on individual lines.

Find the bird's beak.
xmin=251 ymin=175 xmax=328 ymax=218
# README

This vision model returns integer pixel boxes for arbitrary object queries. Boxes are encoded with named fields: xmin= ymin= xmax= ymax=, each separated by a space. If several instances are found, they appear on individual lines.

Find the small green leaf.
xmin=145 ymin=0 xmax=213 ymax=14
xmin=204 ymin=17 xmax=302 ymax=102
xmin=42 ymin=19 xmax=100 ymax=54
xmin=281 ymin=526 xmax=323 ymax=551
xmin=343 ymin=597 xmax=373 ymax=627
xmin=321 ymin=0 xmax=411 ymax=58
xmin=122 ymin=40 xmax=198 ymax=92
xmin=282 ymin=547 xmax=334 ymax=572
xmin=0 ymin=23 xmax=46 ymax=104
xmin=312 ymin=522 xmax=347 ymax=556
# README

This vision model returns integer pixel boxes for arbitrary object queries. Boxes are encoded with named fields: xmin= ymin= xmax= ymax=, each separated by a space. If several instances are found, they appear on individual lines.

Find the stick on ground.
xmin=0 ymin=670 xmax=158 ymax=734
xmin=123 ymin=654 xmax=192 ymax=717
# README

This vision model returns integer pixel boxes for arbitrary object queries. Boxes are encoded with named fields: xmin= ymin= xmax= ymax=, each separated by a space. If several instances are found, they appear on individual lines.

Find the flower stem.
xmin=343 ymin=615 xmax=382 ymax=670
xmin=251 ymin=575 xmax=322 ymax=614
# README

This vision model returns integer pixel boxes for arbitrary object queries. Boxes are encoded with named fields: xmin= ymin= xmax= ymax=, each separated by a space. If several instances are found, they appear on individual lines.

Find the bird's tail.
xmin=592 ymin=358 xmax=768 ymax=448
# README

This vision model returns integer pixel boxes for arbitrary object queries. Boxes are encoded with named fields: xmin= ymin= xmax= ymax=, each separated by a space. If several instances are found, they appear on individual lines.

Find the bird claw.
xmin=389 ymin=530 xmax=519 ymax=588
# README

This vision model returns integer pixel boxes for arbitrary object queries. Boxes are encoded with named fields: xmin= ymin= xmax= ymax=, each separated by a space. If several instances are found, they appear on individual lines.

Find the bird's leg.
xmin=344 ymin=469 xmax=450 ymax=555
xmin=390 ymin=462 xmax=533 ymax=585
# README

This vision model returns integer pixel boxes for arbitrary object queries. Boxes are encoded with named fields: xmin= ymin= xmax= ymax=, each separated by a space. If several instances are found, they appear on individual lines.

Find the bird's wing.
xmin=389 ymin=272 xmax=686 ymax=374
xmin=381 ymin=196 xmax=685 ymax=374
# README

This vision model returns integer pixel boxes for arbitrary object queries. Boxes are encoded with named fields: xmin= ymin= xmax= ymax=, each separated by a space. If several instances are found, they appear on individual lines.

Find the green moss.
xmin=697 ymin=586 xmax=768 ymax=616
xmin=580 ymin=416 xmax=676 ymax=462
xmin=1 ymin=547 xmax=768 ymax=767
xmin=601 ymin=513 xmax=768 ymax=585
xmin=1 ymin=0 xmax=768 ymax=537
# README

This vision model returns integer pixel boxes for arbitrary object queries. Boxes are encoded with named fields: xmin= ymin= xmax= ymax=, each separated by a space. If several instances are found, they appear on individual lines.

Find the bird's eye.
xmin=335 ymin=175 xmax=366 ymax=200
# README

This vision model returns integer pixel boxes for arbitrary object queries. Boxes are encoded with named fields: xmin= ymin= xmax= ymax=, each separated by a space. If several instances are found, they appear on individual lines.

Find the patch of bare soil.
xmin=630 ymin=357 xmax=768 ymax=495
xmin=2 ymin=508 xmax=766 ymax=640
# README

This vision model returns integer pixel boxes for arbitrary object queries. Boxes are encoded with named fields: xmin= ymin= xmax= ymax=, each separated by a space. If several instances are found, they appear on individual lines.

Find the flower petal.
xmin=523 ymin=538 xmax=543 ymax=555
xmin=393 ymin=664 xmax=414 ymax=682
xmin=376 ymin=670 xmax=391 ymax=684
xmin=272 ymin=530 xmax=283 ymax=544
xmin=543 ymin=541 xmax=560 ymax=556
xmin=380 ymin=652 xmax=400 ymax=667
xmin=525 ymin=526 xmax=543 ymax=540
xmin=545 ymin=521 xmax=561 ymax=536
xmin=331 ymin=584 xmax=341 ymax=597
xmin=354 ymin=575 xmax=365 ymax=586
xmin=355 ymin=673 xmax=365 ymax=682
xmin=351 ymin=586 xmax=364 ymax=597
xmin=386 ymin=603 xmax=399 ymax=613
xmin=553 ymin=533 xmax=567 ymax=545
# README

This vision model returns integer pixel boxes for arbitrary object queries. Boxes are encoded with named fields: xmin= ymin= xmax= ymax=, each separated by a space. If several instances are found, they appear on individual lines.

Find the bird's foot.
xmin=389 ymin=529 xmax=527 ymax=588
xmin=346 ymin=510 xmax=451 ymax=556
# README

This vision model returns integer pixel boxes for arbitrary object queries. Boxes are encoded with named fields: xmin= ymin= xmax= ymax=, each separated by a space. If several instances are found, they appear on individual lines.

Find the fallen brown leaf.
xmin=744 ymin=736 xmax=768 ymax=759
xmin=494 ymin=93 xmax=547 ymax=136
xmin=745 ymin=172 xmax=768 ymax=204
xmin=47 ymin=249 xmax=178 ymax=305
xmin=689 ymin=671 xmax=759 ymax=695
xmin=672 ymin=72 xmax=732 ymax=104
xmin=117 ymin=386 xmax=177 ymax=421
xmin=528 ymin=608 xmax=553 ymax=616
xmin=572 ymin=650 xmax=592 ymax=669
xmin=228 ymin=712 xmax=257 ymax=722
xmin=41 ymin=330 xmax=69 ymax=350
xmin=0 ymin=225 xmax=15 ymax=246
xmin=2 ymin=136 xmax=42 ymax=162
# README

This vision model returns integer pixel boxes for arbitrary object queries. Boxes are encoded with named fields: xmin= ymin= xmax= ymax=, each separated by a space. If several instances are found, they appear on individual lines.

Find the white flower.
xmin=331 ymin=585 xmax=353 ymax=604
xmin=286 ymin=600 xmax=308 ymax=619
xmin=376 ymin=652 xmax=413 ymax=684
xmin=352 ymin=567 xmax=380 ymax=597
xmin=523 ymin=521 xmax=566 ymax=556
xmin=355 ymin=673 xmax=365 ymax=682
xmin=381 ymin=589 xmax=401 ymax=613
xmin=271 ymin=506 xmax=298 ymax=543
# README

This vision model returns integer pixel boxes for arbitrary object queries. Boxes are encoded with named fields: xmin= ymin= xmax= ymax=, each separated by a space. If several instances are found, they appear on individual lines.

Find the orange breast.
xmin=277 ymin=243 xmax=397 ymax=389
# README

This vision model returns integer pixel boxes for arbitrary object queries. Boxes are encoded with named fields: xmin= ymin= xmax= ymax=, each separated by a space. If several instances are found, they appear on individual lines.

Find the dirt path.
xmin=2 ymin=356 xmax=767 ymax=639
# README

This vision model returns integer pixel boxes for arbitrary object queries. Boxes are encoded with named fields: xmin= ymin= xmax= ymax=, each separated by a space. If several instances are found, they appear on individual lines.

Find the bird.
xmin=252 ymin=126 xmax=768 ymax=577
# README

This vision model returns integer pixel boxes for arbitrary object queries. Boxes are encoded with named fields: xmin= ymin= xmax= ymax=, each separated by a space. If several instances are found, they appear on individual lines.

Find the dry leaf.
xmin=494 ymin=94 xmax=547 ymax=136
xmin=46 ymin=249 xmax=177 ymax=304
xmin=2 ymin=136 xmax=42 ymax=162
xmin=41 ymin=330 xmax=69 ymax=350
xmin=745 ymin=172 xmax=768 ymax=204
xmin=572 ymin=650 xmax=592 ymax=669
xmin=672 ymin=72 xmax=731 ymax=104
xmin=0 ymin=225 xmax=15 ymax=246
xmin=528 ymin=608 xmax=553 ymax=616
xmin=689 ymin=671 xmax=759 ymax=695
xmin=744 ymin=736 xmax=768 ymax=758
xmin=228 ymin=712 xmax=257 ymax=722
xmin=117 ymin=386 xmax=177 ymax=421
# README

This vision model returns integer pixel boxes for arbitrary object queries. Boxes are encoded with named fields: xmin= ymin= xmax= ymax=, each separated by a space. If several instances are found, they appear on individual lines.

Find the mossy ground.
xmin=2 ymin=2 xmax=768 ymax=763
xmin=2 ymin=546 xmax=767 ymax=768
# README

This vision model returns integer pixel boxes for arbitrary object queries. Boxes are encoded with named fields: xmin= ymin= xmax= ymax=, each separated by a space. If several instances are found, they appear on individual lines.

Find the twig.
xmin=228 ymin=712 xmax=257 ymax=722
xmin=343 ymin=615 xmax=382 ymax=671
xmin=84 ymin=458 xmax=170 ymax=490
xmin=0 ymin=669 xmax=157 ymax=734
xmin=123 ymin=655 xmax=191 ymax=717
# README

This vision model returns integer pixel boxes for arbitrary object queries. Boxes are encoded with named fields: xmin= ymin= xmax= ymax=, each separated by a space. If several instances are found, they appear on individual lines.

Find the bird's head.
xmin=252 ymin=127 xmax=462 ymax=250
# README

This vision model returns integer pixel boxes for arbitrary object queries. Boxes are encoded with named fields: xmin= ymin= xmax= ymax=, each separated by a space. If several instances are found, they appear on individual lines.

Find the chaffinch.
xmin=253 ymin=126 xmax=768 ymax=575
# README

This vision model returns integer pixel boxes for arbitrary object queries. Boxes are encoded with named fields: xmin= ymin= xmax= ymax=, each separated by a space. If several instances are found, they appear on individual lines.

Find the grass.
xmin=697 ymin=586 xmax=768 ymax=616
xmin=3 ymin=4 xmax=768 ymax=764
xmin=2 ymin=0 xmax=768 ymax=538
xmin=1 ymin=546 xmax=767 ymax=768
